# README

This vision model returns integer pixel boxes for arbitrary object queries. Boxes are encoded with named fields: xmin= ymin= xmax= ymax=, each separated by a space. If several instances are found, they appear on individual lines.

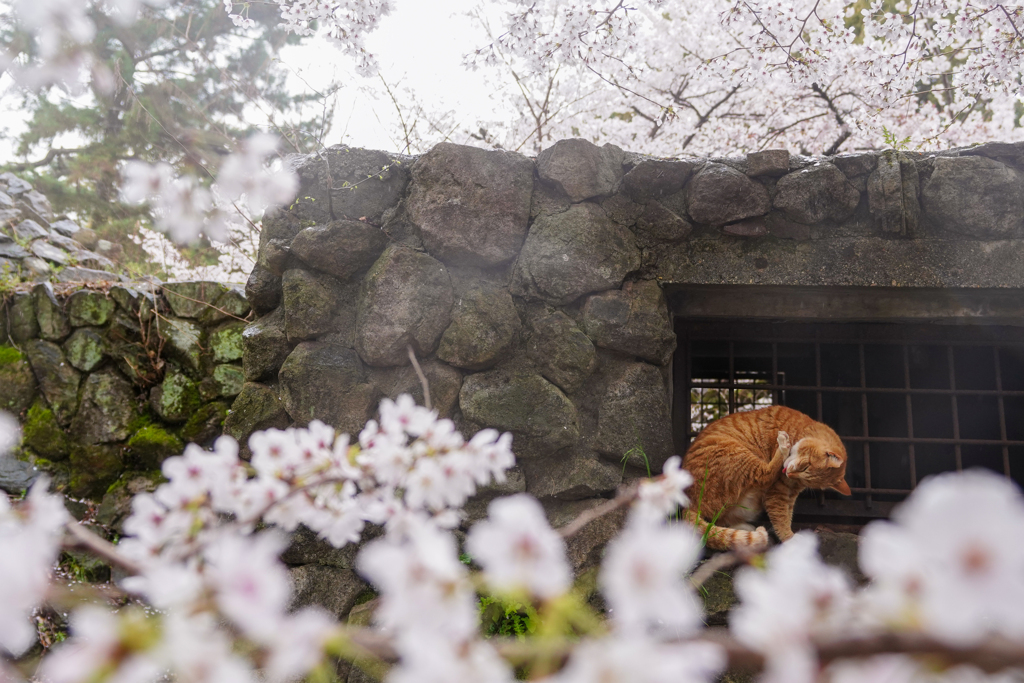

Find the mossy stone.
xmin=60 ymin=550 xmax=111 ymax=583
xmin=212 ymin=364 xmax=244 ymax=397
xmin=63 ymin=327 xmax=107 ymax=372
xmin=0 ymin=344 xmax=36 ymax=414
xmin=150 ymin=371 xmax=202 ymax=423
xmin=223 ymin=383 xmax=289 ymax=455
xmin=209 ymin=322 xmax=245 ymax=363
xmin=23 ymin=399 xmax=69 ymax=460
xmin=127 ymin=425 xmax=184 ymax=469
xmin=33 ymin=282 xmax=70 ymax=341
xmin=181 ymin=401 xmax=229 ymax=446
xmin=700 ymin=566 xmax=737 ymax=627
xmin=67 ymin=290 xmax=116 ymax=327
xmin=23 ymin=340 xmax=81 ymax=425
xmin=199 ymin=286 xmax=250 ymax=325
xmin=162 ymin=281 xmax=229 ymax=318
xmin=31 ymin=456 xmax=71 ymax=492
xmin=109 ymin=285 xmax=156 ymax=322
xmin=96 ymin=471 xmax=165 ymax=531
xmin=68 ymin=443 xmax=123 ymax=499
xmin=154 ymin=316 xmax=203 ymax=373
xmin=5 ymin=291 xmax=39 ymax=342
xmin=69 ymin=369 xmax=139 ymax=444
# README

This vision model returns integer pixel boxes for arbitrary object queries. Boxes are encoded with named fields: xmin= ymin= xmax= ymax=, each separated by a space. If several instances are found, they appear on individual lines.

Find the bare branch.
xmin=406 ymin=345 xmax=432 ymax=411
xmin=558 ymin=484 xmax=638 ymax=539
xmin=63 ymin=522 xmax=143 ymax=576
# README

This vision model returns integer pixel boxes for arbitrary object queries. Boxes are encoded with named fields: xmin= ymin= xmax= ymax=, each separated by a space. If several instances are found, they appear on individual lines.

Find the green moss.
xmin=0 ymin=344 xmax=24 ymax=365
xmin=127 ymin=425 xmax=184 ymax=469
xmin=180 ymin=401 xmax=230 ymax=445
xmin=153 ymin=372 xmax=201 ymax=422
xmin=209 ymin=323 xmax=245 ymax=363
xmin=68 ymin=444 xmax=123 ymax=500
xmin=59 ymin=550 xmax=111 ymax=583
xmin=22 ymin=400 xmax=69 ymax=460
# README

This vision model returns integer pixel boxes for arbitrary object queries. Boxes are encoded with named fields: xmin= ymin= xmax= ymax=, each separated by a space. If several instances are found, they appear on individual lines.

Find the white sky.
xmin=275 ymin=0 xmax=505 ymax=154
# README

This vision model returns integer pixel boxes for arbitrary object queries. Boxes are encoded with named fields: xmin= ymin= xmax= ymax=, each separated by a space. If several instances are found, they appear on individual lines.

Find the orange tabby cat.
xmin=682 ymin=405 xmax=851 ymax=551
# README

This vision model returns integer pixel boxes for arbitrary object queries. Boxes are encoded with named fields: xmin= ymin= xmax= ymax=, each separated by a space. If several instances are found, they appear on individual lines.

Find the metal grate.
xmin=672 ymin=320 xmax=1024 ymax=521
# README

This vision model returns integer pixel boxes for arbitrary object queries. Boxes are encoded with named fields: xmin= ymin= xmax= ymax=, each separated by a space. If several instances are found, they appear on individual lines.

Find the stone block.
xmin=619 ymin=158 xmax=695 ymax=203
xmin=242 ymin=307 xmax=292 ymax=382
xmin=460 ymin=370 xmax=578 ymax=460
xmin=281 ymin=268 xmax=344 ymax=342
xmin=33 ymin=283 xmax=69 ymax=341
xmin=511 ymin=202 xmax=641 ymax=306
xmin=23 ymin=339 xmax=81 ymax=425
xmin=407 ymin=142 xmax=533 ymax=266
xmin=23 ymin=399 xmax=69 ymax=459
xmin=595 ymin=362 xmax=673 ymax=471
xmin=67 ymin=290 xmax=116 ymax=327
xmin=0 ymin=345 xmax=37 ymax=414
xmin=537 ymin=138 xmax=624 ymax=202
xmin=635 ymin=201 xmax=692 ymax=243
xmin=199 ymin=286 xmax=251 ymax=325
xmin=63 ymin=327 xmax=107 ymax=372
xmin=6 ymin=291 xmax=38 ymax=341
xmin=278 ymin=342 xmax=379 ymax=434
xmin=921 ymin=156 xmax=1023 ymax=238
xmin=109 ymin=285 xmax=157 ymax=322
xmin=367 ymin=359 xmax=463 ymax=418
xmin=70 ymin=368 xmax=138 ymax=443
xmin=687 ymin=163 xmax=770 ymax=225
xmin=244 ymin=264 xmax=282 ymax=315
xmin=524 ymin=451 xmax=621 ymax=501
xmin=290 ymin=220 xmax=388 ymax=280
xmin=746 ymin=149 xmax=790 ymax=177
xmin=162 ymin=281 xmax=229 ymax=318
xmin=355 ymin=245 xmax=454 ymax=366
xmin=581 ymin=280 xmax=676 ymax=366
xmin=68 ymin=443 xmax=123 ymax=500
xmin=774 ymin=162 xmax=861 ymax=225
xmin=288 ymin=565 xmax=368 ymax=620
xmin=150 ymin=371 xmax=202 ymax=423
xmin=223 ymin=383 xmax=290 ymax=452
xmin=526 ymin=311 xmax=597 ymax=394
xmin=291 ymin=146 xmax=409 ymax=226
xmin=722 ymin=217 xmax=768 ymax=237
xmin=209 ymin=321 xmax=245 ymax=363
xmin=155 ymin=317 xmax=204 ymax=373
xmin=437 ymin=283 xmax=521 ymax=371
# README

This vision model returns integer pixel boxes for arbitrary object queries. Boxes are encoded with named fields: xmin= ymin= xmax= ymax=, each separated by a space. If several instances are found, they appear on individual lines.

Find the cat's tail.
xmin=683 ymin=509 xmax=769 ymax=552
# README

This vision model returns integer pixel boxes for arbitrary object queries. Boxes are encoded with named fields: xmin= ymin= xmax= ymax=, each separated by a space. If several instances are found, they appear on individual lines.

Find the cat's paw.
xmin=745 ymin=526 xmax=769 ymax=552
xmin=777 ymin=430 xmax=791 ymax=450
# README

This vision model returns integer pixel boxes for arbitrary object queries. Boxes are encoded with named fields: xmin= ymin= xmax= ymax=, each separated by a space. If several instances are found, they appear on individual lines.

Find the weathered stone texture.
xmin=921 ymin=155 xmax=1024 ymax=238
xmin=64 ymin=327 xmax=106 ymax=372
xmin=774 ymin=162 xmax=861 ymax=224
xmin=70 ymin=369 xmax=138 ymax=444
xmin=282 ymin=269 xmax=344 ymax=342
xmin=512 ymin=202 xmax=641 ymax=306
xmin=289 ymin=147 xmax=409 ymax=226
xmin=290 ymin=221 xmax=388 ymax=280
xmin=278 ymin=342 xmax=378 ymax=434
xmin=460 ymin=371 xmax=578 ymax=460
xmin=355 ymin=245 xmax=454 ymax=366
xmin=526 ymin=311 xmax=598 ymax=394
xmin=245 ymin=264 xmax=282 ymax=315
xmin=746 ymin=149 xmax=790 ymax=177
xmin=223 ymin=382 xmax=290 ymax=449
xmin=581 ymin=280 xmax=676 ymax=365
xmin=524 ymin=451 xmax=621 ymax=500
xmin=537 ymin=139 xmax=625 ymax=202
xmin=33 ymin=283 xmax=69 ymax=340
xmin=437 ymin=284 xmax=521 ymax=371
xmin=150 ymin=371 xmax=201 ymax=424
xmin=687 ymin=163 xmax=771 ymax=225
xmin=23 ymin=339 xmax=81 ymax=425
xmin=161 ymin=281 xmax=228 ymax=319
xmin=367 ymin=359 xmax=463 ymax=418
xmin=619 ymin=159 xmax=694 ymax=203
xmin=407 ymin=142 xmax=534 ymax=266
xmin=596 ymin=362 xmax=673 ymax=471
xmin=288 ymin=565 xmax=369 ymax=620
xmin=242 ymin=307 xmax=291 ymax=381
xmin=0 ymin=347 xmax=37 ymax=414
xmin=634 ymin=201 xmax=692 ymax=243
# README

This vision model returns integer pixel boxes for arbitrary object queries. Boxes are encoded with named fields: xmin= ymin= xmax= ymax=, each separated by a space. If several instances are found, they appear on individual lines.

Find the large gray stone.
xmin=0 ymin=457 xmax=40 ymax=494
xmin=746 ymin=149 xmax=790 ymax=177
xmin=56 ymin=266 xmax=119 ymax=283
xmin=110 ymin=285 xmax=157 ymax=323
xmin=290 ymin=221 xmax=388 ymax=281
xmin=921 ymin=155 xmax=1024 ymax=238
xmin=31 ymin=240 xmax=68 ymax=265
xmin=581 ymin=280 xmax=676 ymax=366
xmin=867 ymin=152 xmax=904 ymax=235
xmin=245 ymin=264 xmax=282 ymax=315
xmin=6 ymin=292 xmax=38 ymax=342
xmin=0 ymin=242 xmax=29 ymax=259
xmin=209 ymin=321 xmax=245 ymax=364
xmin=406 ymin=142 xmax=534 ymax=266
xmin=281 ymin=269 xmax=344 ymax=342
xmin=537 ymin=139 xmax=624 ymax=202
xmin=511 ymin=202 xmax=641 ymax=306
xmin=524 ymin=451 xmax=621 ymax=500
xmin=290 ymin=146 xmax=409 ymax=226
xmin=155 ymin=317 xmax=204 ymax=373
xmin=282 ymin=524 xmax=362 ymax=569
xmin=687 ymin=163 xmax=771 ymax=225
xmin=33 ymin=283 xmax=68 ymax=341
xmin=634 ymin=201 xmax=693 ymax=243
xmin=14 ymin=219 xmax=48 ymax=240
xmin=774 ymin=162 xmax=861 ymax=224
xmin=67 ymin=290 xmax=116 ymax=327
xmin=279 ymin=342 xmax=379 ymax=434
xmin=149 ymin=371 xmax=202 ymax=424
xmin=437 ymin=284 xmax=521 ymax=371
xmin=63 ymin=327 xmax=107 ymax=372
xmin=595 ymin=363 xmax=673 ymax=472
xmin=243 ymin=307 xmax=292 ymax=381
xmin=198 ymin=286 xmax=250 ymax=326
xmin=162 ymin=281 xmax=230 ymax=319
xmin=367 ymin=359 xmax=463 ymax=418
xmin=0 ymin=346 xmax=36 ymax=414
xmin=223 ymin=383 xmax=290 ymax=451
xmin=69 ymin=369 xmax=138 ymax=443
xmin=23 ymin=340 xmax=81 ymax=425
xmin=619 ymin=159 xmax=695 ymax=203
xmin=461 ymin=466 xmax=528 ymax=525
xmin=355 ymin=245 xmax=454 ymax=367
xmin=460 ymin=371 xmax=578 ymax=460
xmin=544 ymin=498 xmax=628 ymax=574
xmin=526 ymin=311 xmax=597 ymax=394
xmin=288 ymin=565 xmax=368 ymax=620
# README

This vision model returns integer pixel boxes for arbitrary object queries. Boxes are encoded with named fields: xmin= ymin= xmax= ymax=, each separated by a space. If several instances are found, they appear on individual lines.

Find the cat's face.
xmin=783 ymin=437 xmax=852 ymax=495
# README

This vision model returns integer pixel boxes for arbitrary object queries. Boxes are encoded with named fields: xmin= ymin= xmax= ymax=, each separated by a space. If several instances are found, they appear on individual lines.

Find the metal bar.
xmin=728 ymin=341 xmax=736 ymax=415
xmin=815 ymin=342 xmax=823 ymax=421
xmin=850 ymin=487 xmax=912 ymax=494
xmin=687 ymin=331 xmax=1024 ymax=347
xmin=668 ymin=382 xmax=1024 ymax=397
xmin=995 ymin=347 xmax=1011 ymax=478
xmin=948 ymin=346 xmax=963 ymax=471
xmin=903 ymin=345 xmax=917 ymax=487
xmin=771 ymin=342 xmax=779 ymax=406
xmin=860 ymin=343 xmax=872 ymax=508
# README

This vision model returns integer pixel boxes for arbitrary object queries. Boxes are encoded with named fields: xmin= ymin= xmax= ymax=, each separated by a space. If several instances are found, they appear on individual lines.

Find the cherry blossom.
xmin=466 ymin=494 xmax=572 ymax=600
xmin=634 ymin=455 xmax=693 ymax=523
xmin=543 ymin=637 xmax=724 ymax=683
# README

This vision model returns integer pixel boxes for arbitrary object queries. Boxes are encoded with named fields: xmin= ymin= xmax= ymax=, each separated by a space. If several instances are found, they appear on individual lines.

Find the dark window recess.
xmin=673 ymin=320 xmax=1024 ymax=523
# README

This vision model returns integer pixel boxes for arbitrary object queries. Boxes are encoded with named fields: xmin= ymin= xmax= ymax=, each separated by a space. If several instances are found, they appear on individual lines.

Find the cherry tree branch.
xmin=557 ymin=484 xmax=639 ymax=539
xmin=62 ymin=522 xmax=143 ymax=576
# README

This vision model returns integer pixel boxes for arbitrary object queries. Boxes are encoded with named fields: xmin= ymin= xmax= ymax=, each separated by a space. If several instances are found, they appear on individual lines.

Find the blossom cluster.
xmin=5 ymin=397 xmax=1024 ymax=683
xmin=121 ymin=133 xmax=298 ymax=244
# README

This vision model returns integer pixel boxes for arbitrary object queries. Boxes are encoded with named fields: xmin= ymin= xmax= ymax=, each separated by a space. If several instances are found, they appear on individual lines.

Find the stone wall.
xmin=235 ymin=138 xmax=1024 ymax=533
xmin=0 ymin=280 xmax=249 ymax=528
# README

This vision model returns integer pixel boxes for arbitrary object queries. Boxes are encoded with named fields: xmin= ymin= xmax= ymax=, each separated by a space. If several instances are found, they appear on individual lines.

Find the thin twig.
xmin=558 ymin=484 xmax=639 ymax=539
xmin=689 ymin=551 xmax=745 ymax=589
xmin=63 ymin=522 xmax=142 ymax=576
xmin=407 ymin=346 xmax=431 ymax=411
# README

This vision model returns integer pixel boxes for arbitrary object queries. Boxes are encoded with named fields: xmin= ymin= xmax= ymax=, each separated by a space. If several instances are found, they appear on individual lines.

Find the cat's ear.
xmin=831 ymin=479 xmax=852 ymax=496
xmin=825 ymin=452 xmax=843 ymax=467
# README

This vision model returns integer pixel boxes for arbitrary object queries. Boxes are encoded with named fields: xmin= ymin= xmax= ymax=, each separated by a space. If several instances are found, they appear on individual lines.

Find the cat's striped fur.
xmin=683 ymin=406 xmax=851 ymax=551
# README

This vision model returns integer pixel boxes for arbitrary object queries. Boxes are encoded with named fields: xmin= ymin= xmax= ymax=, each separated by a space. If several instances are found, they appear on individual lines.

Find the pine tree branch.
xmin=5 ymin=148 xmax=87 ymax=172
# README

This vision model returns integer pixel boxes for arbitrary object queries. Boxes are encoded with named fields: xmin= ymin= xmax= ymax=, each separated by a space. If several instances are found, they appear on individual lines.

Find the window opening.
xmin=674 ymin=320 xmax=1024 ymax=522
